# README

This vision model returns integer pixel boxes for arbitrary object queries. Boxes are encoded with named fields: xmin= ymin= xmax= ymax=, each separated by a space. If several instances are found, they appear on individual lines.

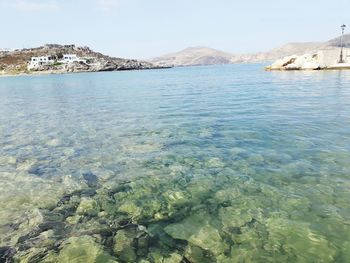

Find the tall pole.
xmin=339 ymin=24 xmax=346 ymax=63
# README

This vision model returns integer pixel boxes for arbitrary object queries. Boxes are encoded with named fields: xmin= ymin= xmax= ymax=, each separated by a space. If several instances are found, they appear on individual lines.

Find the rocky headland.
xmin=0 ymin=44 xmax=170 ymax=76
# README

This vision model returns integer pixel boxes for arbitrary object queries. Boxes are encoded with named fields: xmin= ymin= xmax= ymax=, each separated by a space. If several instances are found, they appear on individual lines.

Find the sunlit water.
xmin=0 ymin=64 xmax=350 ymax=262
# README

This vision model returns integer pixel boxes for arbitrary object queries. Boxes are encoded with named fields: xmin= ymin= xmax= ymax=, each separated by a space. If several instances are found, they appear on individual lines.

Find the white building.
xmin=62 ymin=54 xmax=81 ymax=63
xmin=28 ymin=53 xmax=87 ymax=70
xmin=28 ymin=55 xmax=56 ymax=70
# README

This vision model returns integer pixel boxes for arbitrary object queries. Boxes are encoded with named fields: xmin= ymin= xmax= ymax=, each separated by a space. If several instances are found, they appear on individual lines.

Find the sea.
xmin=0 ymin=64 xmax=350 ymax=262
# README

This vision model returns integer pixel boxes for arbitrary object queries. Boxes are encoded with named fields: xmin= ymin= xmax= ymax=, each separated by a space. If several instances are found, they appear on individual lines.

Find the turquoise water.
xmin=0 ymin=64 xmax=350 ymax=262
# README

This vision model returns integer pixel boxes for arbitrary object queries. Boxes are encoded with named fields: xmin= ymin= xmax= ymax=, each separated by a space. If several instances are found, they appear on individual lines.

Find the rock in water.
xmin=83 ymin=172 xmax=98 ymax=187
xmin=76 ymin=198 xmax=99 ymax=216
xmin=162 ymin=253 xmax=183 ymax=263
xmin=113 ymin=229 xmax=137 ymax=262
xmin=164 ymin=213 xmax=227 ymax=256
xmin=57 ymin=236 xmax=118 ymax=263
xmin=0 ymin=246 xmax=16 ymax=263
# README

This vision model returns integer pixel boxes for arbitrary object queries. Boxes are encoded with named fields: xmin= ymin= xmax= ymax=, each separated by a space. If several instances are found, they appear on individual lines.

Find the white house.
xmin=28 ymin=55 xmax=56 ymax=70
xmin=28 ymin=53 xmax=87 ymax=70
xmin=63 ymin=54 xmax=79 ymax=63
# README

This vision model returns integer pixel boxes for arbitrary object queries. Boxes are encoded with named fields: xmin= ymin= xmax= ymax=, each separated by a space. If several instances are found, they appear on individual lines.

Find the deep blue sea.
xmin=0 ymin=64 xmax=350 ymax=262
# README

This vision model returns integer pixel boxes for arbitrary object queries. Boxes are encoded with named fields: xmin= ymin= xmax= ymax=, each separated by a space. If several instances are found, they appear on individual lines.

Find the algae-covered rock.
xmin=265 ymin=218 xmax=336 ymax=262
xmin=58 ymin=236 xmax=118 ymax=263
xmin=0 ymin=171 xmax=81 ymax=246
xmin=76 ymin=198 xmax=99 ymax=216
xmin=214 ymin=187 xmax=241 ymax=204
xmin=163 ymin=190 xmax=186 ymax=206
xmin=184 ymin=245 xmax=212 ymax=263
xmin=217 ymin=247 xmax=261 ymax=263
xmin=164 ymin=213 xmax=227 ymax=255
xmin=340 ymin=241 xmax=350 ymax=262
xmin=66 ymin=215 xmax=81 ymax=225
xmin=137 ymin=234 xmax=149 ymax=257
xmin=113 ymin=229 xmax=137 ymax=262
xmin=231 ymin=225 xmax=262 ymax=248
xmin=163 ymin=253 xmax=183 ymax=263
xmin=41 ymin=251 xmax=59 ymax=262
xmin=118 ymin=201 xmax=142 ymax=218
xmin=1 ymin=208 xmax=44 ymax=246
xmin=219 ymin=206 xmax=253 ymax=229
xmin=148 ymin=249 xmax=164 ymax=263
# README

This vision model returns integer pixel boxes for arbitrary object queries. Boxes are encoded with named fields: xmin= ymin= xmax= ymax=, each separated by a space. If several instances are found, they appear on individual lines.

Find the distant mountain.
xmin=151 ymin=34 xmax=350 ymax=66
xmin=150 ymin=46 xmax=235 ymax=67
xmin=325 ymin=34 xmax=350 ymax=48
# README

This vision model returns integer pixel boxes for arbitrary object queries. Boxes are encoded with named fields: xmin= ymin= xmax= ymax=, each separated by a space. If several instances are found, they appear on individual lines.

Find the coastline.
xmin=0 ymin=66 xmax=172 ymax=78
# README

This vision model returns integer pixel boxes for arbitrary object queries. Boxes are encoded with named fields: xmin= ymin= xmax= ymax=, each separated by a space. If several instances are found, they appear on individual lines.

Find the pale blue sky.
xmin=0 ymin=0 xmax=348 ymax=59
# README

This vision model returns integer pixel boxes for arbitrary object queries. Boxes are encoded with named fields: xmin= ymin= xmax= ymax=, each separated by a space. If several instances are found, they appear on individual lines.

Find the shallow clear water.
xmin=0 ymin=64 xmax=350 ymax=262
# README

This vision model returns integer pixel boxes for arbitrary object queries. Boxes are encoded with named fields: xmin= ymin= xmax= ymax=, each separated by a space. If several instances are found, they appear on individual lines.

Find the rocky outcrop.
xmin=0 ymin=44 xmax=170 ymax=76
xmin=265 ymin=48 xmax=350 ymax=70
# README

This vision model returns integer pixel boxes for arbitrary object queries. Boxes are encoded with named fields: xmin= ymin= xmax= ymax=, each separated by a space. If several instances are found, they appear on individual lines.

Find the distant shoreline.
xmin=0 ymin=66 xmax=173 ymax=78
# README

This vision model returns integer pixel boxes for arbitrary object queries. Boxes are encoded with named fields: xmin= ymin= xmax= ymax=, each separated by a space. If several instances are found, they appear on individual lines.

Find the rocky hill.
xmin=151 ymin=34 xmax=350 ymax=67
xmin=150 ymin=46 xmax=235 ymax=67
xmin=325 ymin=34 xmax=350 ymax=48
xmin=0 ymin=44 xmax=168 ymax=76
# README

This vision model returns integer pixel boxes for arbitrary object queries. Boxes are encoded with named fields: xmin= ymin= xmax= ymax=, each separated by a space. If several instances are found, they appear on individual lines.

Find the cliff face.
xmin=0 ymin=44 xmax=168 ymax=76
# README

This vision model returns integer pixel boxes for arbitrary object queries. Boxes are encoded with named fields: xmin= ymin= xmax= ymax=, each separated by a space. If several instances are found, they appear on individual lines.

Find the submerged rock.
xmin=184 ymin=245 xmax=212 ymax=263
xmin=162 ymin=253 xmax=183 ymax=263
xmin=265 ymin=218 xmax=336 ymax=262
xmin=58 ymin=236 xmax=118 ymax=263
xmin=66 ymin=215 xmax=82 ymax=225
xmin=83 ymin=172 xmax=98 ymax=187
xmin=0 ymin=246 xmax=16 ymax=263
xmin=76 ymin=198 xmax=100 ymax=216
xmin=113 ymin=229 xmax=137 ymax=262
xmin=117 ymin=201 xmax=141 ymax=218
xmin=164 ymin=213 xmax=227 ymax=255
xmin=219 ymin=207 xmax=253 ymax=229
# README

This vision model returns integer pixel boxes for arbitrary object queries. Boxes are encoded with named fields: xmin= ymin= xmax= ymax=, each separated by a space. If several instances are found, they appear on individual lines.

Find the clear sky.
xmin=0 ymin=0 xmax=349 ymax=59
